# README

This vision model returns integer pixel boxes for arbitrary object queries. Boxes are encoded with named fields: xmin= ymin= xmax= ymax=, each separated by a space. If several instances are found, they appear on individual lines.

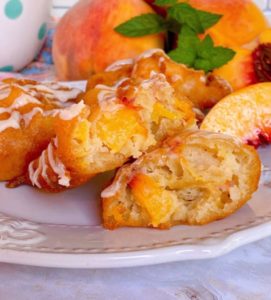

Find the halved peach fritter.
xmin=87 ymin=49 xmax=231 ymax=110
xmin=0 ymin=79 xmax=82 ymax=180
xmin=17 ymin=73 xmax=196 ymax=192
xmin=102 ymin=130 xmax=261 ymax=229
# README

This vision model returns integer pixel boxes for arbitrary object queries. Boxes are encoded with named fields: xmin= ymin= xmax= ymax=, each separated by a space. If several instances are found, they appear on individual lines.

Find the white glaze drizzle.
xmin=31 ymin=158 xmax=43 ymax=189
xmin=0 ymin=93 xmax=42 ymax=131
xmin=95 ymin=77 xmax=129 ymax=91
xmin=0 ymin=86 xmax=10 ymax=100
xmin=40 ymin=150 xmax=51 ymax=186
xmin=59 ymin=100 xmax=86 ymax=120
xmin=171 ymin=74 xmax=182 ymax=82
xmin=0 ymin=111 xmax=21 ymax=132
xmin=158 ymin=56 xmax=166 ymax=67
xmin=105 ymin=58 xmax=134 ymax=72
xmin=28 ymin=162 xmax=36 ymax=187
xmin=28 ymin=139 xmax=71 ymax=188
xmin=0 ymin=87 xmax=84 ymax=132
xmin=96 ymin=78 xmax=129 ymax=110
xmin=47 ymin=141 xmax=70 ymax=187
xmin=140 ymin=72 xmax=166 ymax=89
xmin=0 ymin=93 xmax=41 ymax=115
xmin=22 ymin=107 xmax=44 ymax=127
xmin=101 ymin=179 xmax=122 ymax=198
xmin=19 ymin=83 xmax=81 ymax=103
xmin=135 ymin=48 xmax=165 ymax=62
xmin=14 ymin=94 xmax=40 ymax=107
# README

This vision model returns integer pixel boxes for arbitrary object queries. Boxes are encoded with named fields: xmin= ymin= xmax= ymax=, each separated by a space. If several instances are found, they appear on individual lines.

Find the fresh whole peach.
xmin=181 ymin=0 xmax=268 ymax=90
xmin=180 ymin=0 xmax=268 ymax=48
xmin=145 ymin=0 xmax=268 ymax=48
xmin=53 ymin=0 xmax=164 ymax=80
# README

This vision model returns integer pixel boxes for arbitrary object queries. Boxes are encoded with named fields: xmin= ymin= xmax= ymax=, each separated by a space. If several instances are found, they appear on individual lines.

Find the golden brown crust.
xmin=86 ymin=49 xmax=231 ymax=110
xmin=102 ymin=130 xmax=261 ymax=229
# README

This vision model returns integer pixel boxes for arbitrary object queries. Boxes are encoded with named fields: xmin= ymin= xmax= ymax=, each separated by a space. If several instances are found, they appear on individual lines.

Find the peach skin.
xmin=213 ymin=47 xmax=256 ymax=91
xmin=183 ymin=0 xmax=268 ymax=48
xmin=53 ymin=0 xmax=164 ymax=80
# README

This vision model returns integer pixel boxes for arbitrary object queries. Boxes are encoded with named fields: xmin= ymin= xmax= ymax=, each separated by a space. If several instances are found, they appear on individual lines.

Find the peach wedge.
xmin=201 ymin=83 xmax=271 ymax=147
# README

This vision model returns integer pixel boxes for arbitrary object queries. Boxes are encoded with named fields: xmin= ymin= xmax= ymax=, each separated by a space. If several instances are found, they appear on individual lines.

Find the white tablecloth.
xmin=0 ymin=237 xmax=270 ymax=300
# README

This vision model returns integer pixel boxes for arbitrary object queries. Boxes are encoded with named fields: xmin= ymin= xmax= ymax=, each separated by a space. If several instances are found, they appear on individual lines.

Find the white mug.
xmin=0 ymin=0 xmax=52 ymax=72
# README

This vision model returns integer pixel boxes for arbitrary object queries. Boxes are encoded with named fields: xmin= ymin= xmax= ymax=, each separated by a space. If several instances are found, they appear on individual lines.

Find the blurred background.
xmin=1 ymin=0 xmax=271 ymax=82
xmin=51 ymin=0 xmax=78 ymax=19
xmin=51 ymin=0 xmax=271 ymax=20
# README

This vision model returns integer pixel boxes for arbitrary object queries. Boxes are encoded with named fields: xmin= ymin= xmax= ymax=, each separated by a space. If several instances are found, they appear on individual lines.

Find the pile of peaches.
xmin=53 ymin=0 xmax=270 ymax=90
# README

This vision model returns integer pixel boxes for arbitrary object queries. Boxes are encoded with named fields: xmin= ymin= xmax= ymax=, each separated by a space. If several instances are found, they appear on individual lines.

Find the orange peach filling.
xmin=129 ymin=173 xmax=175 ymax=227
xmin=96 ymin=108 xmax=146 ymax=153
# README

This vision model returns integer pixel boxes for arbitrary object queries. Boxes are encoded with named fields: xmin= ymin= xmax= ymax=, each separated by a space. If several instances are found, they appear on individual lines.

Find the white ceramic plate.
xmin=0 ymin=145 xmax=271 ymax=269
xmin=0 ymin=81 xmax=271 ymax=269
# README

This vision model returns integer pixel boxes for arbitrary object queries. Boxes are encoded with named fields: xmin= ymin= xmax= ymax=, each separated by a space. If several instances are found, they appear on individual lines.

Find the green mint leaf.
xmin=171 ymin=28 xmax=235 ymax=72
xmin=168 ymin=49 xmax=196 ymax=67
xmin=194 ymin=58 xmax=212 ymax=72
xmin=115 ymin=14 xmax=167 ymax=37
xmin=196 ymin=35 xmax=235 ymax=71
xmin=209 ymin=47 xmax=236 ymax=69
xmin=177 ymin=25 xmax=200 ymax=50
xmin=168 ymin=3 xmax=203 ymax=33
xmin=166 ymin=19 xmax=181 ymax=33
xmin=154 ymin=0 xmax=178 ymax=6
xmin=196 ymin=10 xmax=222 ymax=31
xmin=168 ymin=26 xmax=199 ymax=67
xmin=197 ymin=35 xmax=214 ymax=59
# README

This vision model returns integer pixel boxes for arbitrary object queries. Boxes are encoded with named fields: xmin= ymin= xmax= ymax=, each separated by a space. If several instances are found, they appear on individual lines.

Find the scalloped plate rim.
xmin=0 ymin=219 xmax=271 ymax=268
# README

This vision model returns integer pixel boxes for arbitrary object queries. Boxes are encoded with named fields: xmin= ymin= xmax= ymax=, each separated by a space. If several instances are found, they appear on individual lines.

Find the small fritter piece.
xmin=102 ymin=130 xmax=261 ymax=229
xmin=18 ymin=73 xmax=196 ymax=192
xmin=86 ymin=49 xmax=231 ymax=110
xmin=0 ymin=79 xmax=82 ymax=181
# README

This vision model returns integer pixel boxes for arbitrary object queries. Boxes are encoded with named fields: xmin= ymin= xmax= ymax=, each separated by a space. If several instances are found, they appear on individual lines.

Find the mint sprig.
xmin=168 ymin=26 xmax=199 ymax=67
xmin=115 ymin=2 xmax=234 ymax=72
xmin=169 ymin=31 xmax=235 ymax=72
xmin=168 ymin=3 xmax=203 ymax=33
xmin=196 ymin=10 xmax=222 ymax=31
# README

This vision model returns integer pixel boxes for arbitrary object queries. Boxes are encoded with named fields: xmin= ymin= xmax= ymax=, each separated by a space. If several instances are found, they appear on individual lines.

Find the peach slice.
xmin=259 ymin=29 xmax=271 ymax=45
xmin=201 ymin=83 xmax=271 ymax=147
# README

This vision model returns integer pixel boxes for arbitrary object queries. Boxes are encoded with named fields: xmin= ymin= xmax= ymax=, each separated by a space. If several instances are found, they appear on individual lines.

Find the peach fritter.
xmin=102 ymin=130 xmax=261 ymax=229
xmin=87 ymin=49 xmax=231 ymax=110
xmin=0 ymin=78 xmax=82 ymax=180
xmin=17 ymin=73 xmax=196 ymax=192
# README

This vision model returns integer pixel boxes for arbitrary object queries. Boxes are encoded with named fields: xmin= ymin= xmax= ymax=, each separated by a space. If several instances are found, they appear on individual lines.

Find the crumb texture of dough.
xmin=102 ymin=130 xmax=261 ymax=229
